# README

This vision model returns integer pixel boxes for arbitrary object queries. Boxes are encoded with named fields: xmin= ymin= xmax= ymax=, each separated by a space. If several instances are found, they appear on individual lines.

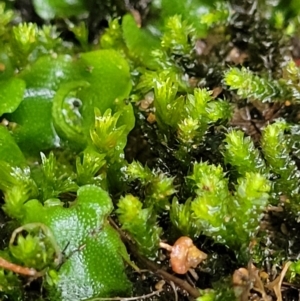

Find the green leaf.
xmin=0 ymin=78 xmax=25 ymax=115
xmin=32 ymin=0 xmax=87 ymax=20
xmin=0 ymin=52 xmax=14 ymax=80
xmin=20 ymin=55 xmax=79 ymax=90
xmin=0 ymin=126 xmax=26 ymax=166
xmin=23 ymin=185 xmax=131 ymax=300
xmin=8 ymin=92 xmax=58 ymax=153
xmin=52 ymin=80 xmax=90 ymax=149
xmin=78 ymin=50 xmax=133 ymax=131
xmin=122 ymin=14 xmax=160 ymax=68
xmin=0 ymin=3 xmax=14 ymax=38
xmin=7 ymin=55 xmax=82 ymax=153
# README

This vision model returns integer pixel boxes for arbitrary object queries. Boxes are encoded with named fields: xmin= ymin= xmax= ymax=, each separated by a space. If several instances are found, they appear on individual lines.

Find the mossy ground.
xmin=2 ymin=0 xmax=300 ymax=300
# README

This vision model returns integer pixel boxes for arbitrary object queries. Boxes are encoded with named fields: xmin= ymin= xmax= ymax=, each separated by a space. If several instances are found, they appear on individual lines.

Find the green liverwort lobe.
xmin=23 ymin=185 xmax=131 ymax=300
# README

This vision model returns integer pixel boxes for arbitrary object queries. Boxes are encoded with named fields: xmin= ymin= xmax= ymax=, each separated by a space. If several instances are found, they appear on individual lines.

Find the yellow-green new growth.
xmin=224 ymin=130 xmax=266 ymax=176
xmin=117 ymin=194 xmax=162 ymax=257
xmin=175 ymin=162 xmax=270 ymax=252
xmin=225 ymin=67 xmax=289 ymax=102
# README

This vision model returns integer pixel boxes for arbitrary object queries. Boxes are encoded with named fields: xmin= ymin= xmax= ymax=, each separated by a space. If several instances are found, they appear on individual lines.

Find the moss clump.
xmin=1 ymin=0 xmax=300 ymax=300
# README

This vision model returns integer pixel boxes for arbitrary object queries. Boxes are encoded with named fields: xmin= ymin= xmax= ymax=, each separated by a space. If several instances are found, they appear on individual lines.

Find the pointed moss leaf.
xmin=170 ymin=197 xmax=200 ymax=237
xmin=177 ymin=117 xmax=201 ymax=145
xmin=23 ymin=185 xmax=131 ymax=300
xmin=161 ymin=15 xmax=196 ymax=56
xmin=67 ymin=21 xmax=89 ymax=50
xmin=189 ymin=162 xmax=270 ymax=250
xmin=200 ymin=2 xmax=229 ymax=27
xmin=153 ymin=73 xmax=184 ymax=130
xmin=0 ymin=126 xmax=26 ymax=166
xmin=0 ymin=264 xmax=21 ymax=296
xmin=225 ymin=67 xmax=289 ymax=102
xmin=189 ymin=162 xmax=231 ymax=242
xmin=175 ymin=88 xmax=231 ymax=161
xmin=100 ymin=19 xmax=125 ymax=50
xmin=189 ymin=162 xmax=229 ymax=195
xmin=10 ymin=23 xmax=38 ymax=66
xmin=146 ymin=174 xmax=176 ymax=211
xmin=90 ymin=108 xmax=128 ymax=160
xmin=229 ymin=173 xmax=270 ymax=248
xmin=0 ymin=78 xmax=25 ymax=115
xmin=125 ymin=161 xmax=175 ymax=212
xmin=9 ymin=231 xmax=56 ymax=271
xmin=0 ymin=161 xmax=38 ymax=219
xmin=282 ymin=60 xmax=300 ymax=100
xmin=39 ymin=152 xmax=78 ymax=200
xmin=224 ymin=130 xmax=266 ymax=176
xmin=32 ymin=0 xmax=87 ymax=20
xmin=76 ymin=148 xmax=106 ymax=187
xmin=117 ymin=194 xmax=161 ymax=257
xmin=205 ymin=100 xmax=232 ymax=122
xmin=161 ymin=0 xmax=212 ymax=35
xmin=185 ymin=89 xmax=231 ymax=129
xmin=9 ymin=23 xmax=63 ymax=67
xmin=261 ymin=120 xmax=300 ymax=197
xmin=126 ymin=161 xmax=153 ymax=184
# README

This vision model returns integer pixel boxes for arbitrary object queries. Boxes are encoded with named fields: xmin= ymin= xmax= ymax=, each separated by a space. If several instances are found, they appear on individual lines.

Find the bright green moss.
xmin=2 ymin=0 xmax=300 ymax=300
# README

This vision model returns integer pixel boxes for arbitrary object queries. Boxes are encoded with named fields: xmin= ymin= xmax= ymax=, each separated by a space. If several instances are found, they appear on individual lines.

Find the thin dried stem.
xmin=108 ymin=217 xmax=201 ymax=299
xmin=0 ymin=257 xmax=42 ymax=277
xmin=159 ymin=241 xmax=173 ymax=252
xmin=88 ymin=289 xmax=162 ymax=300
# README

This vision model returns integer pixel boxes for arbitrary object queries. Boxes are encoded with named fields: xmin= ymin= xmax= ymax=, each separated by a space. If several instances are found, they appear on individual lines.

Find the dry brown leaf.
xmin=265 ymin=261 xmax=292 ymax=301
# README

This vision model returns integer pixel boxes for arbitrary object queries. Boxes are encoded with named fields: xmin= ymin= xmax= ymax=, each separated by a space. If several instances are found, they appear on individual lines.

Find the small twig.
xmin=250 ymin=265 xmax=269 ymax=301
xmin=141 ymin=256 xmax=200 ymax=298
xmin=109 ymin=217 xmax=135 ymax=243
xmin=265 ymin=261 xmax=292 ymax=301
xmin=0 ymin=256 xmax=43 ymax=277
xmin=87 ymin=289 xmax=163 ymax=300
xmin=159 ymin=242 xmax=173 ymax=252
xmin=169 ymin=281 xmax=178 ymax=301
xmin=109 ymin=217 xmax=201 ymax=299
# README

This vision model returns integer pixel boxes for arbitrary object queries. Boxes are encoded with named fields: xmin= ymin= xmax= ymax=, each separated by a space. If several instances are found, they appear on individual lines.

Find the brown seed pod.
xmin=170 ymin=236 xmax=207 ymax=274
